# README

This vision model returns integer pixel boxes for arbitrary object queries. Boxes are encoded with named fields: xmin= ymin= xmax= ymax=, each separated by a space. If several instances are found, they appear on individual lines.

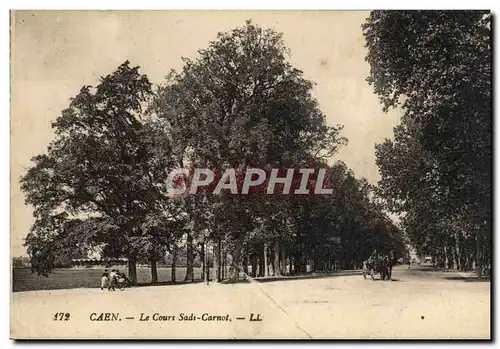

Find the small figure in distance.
xmin=101 ymin=268 xmax=109 ymax=290
xmin=108 ymin=269 xmax=117 ymax=291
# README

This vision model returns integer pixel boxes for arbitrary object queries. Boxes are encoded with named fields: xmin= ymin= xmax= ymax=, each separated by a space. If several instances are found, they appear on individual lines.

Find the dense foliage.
xmin=21 ymin=21 xmax=405 ymax=283
xmin=364 ymin=11 xmax=491 ymax=274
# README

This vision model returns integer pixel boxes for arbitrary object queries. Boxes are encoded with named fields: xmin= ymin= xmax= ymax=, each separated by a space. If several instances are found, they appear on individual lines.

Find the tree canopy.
xmin=21 ymin=20 xmax=407 ymax=284
xmin=364 ymin=10 xmax=491 ymax=273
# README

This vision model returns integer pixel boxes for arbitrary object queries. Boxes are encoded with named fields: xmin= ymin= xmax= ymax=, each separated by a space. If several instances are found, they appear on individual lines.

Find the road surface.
xmin=11 ymin=265 xmax=490 ymax=339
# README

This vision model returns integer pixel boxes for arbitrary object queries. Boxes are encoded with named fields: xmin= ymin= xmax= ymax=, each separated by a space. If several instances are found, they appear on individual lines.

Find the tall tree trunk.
xmin=150 ymin=258 xmax=158 ymax=284
xmin=273 ymin=241 xmax=282 ymax=276
xmin=294 ymin=252 xmax=301 ymax=274
xmin=184 ymin=233 xmax=194 ymax=282
xmin=442 ymin=244 xmax=448 ymax=269
xmin=213 ymin=238 xmax=220 ymax=282
xmin=280 ymin=246 xmax=286 ymax=275
xmin=462 ymin=254 xmax=468 ymax=272
xmin=128 ymin=254 xmax=137 ymax=285
xmin=204 ymin=241 xmax=209 ymax=285
xmin=200 ymin=243 xmax=205 ymax=281
xmin=222 ymin=247 xmax=226 ymax=279
xmin=218 ymin=240 xmax=222 ymax=280
xmin=229 ymin=235 xmax=244 ymax=280
xmin=301 ymin=254 xmax=307 ymax=273
xmin=250 ymin=254 xmax=257 ymax=277
xmin=264 ymin=242 xmax=269 ymax=277
xmin=475 ymin=234 xmax=483 ymax=277
xmin=171 ymin=246 xmax=178 ymax=284
xmin=454 ymin=232 xmax=462 ymax=270
xmin=258 ymin=251 xmax=264 ymax=276
xmin=243 ymin=255 xmax=249 ymax=275
xmin=446 ymin=244 xmax=454 ymax=269
xmin=313 ymin=250 xmax=319 ymax=272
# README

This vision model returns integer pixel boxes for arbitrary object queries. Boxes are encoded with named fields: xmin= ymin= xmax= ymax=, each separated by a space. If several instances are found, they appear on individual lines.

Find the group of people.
xmin=100 ymin=268 xmax=130 ymax=291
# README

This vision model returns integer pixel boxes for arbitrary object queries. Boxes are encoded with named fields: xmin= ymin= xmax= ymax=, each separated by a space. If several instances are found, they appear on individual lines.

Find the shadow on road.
xmin=443 ymin=276 xmax=491 ymax=283
xmin=136 ymin=279 xmax=207 ymax=287
xmin=413 ymin=267 xmax=458 ymax=272
xmin=361 ymin=278 xmax=402 ymax=282
xmin=410 ymin=266 xmax=490 ymax=283
xmin=219 ymin=270 xmax=362 ymax=285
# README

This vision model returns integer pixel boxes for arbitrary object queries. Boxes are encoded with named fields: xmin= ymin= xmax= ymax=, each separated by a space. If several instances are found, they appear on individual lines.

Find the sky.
xmin=10 ymin=10 xmax=402 ymax=256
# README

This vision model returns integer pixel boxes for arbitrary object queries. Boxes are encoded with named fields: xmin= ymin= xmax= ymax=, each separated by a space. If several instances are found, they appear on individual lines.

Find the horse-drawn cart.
xmin=362 ymin=256 xmax=395 ymax=281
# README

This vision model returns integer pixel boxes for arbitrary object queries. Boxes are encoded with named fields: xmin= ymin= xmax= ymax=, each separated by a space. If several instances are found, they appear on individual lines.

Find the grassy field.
xmin=12 ymin=267 xmax=215 ymax=292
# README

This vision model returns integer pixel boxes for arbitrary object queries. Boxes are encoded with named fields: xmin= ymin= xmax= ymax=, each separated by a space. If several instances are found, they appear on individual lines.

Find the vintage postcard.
xmin=10 ymin=10 xmax=491 ymax=339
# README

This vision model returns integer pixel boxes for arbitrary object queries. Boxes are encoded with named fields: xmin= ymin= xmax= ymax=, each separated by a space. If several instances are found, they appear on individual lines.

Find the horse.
xmin=363 ymin=256 xmax=392 ymax=281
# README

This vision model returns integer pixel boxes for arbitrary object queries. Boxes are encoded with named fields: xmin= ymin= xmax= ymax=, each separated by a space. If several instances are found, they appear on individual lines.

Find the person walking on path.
xmin=101 ymin=269 xmax=109 ymax=290
xmin=108 ymin=269 xmax=117 ymax=291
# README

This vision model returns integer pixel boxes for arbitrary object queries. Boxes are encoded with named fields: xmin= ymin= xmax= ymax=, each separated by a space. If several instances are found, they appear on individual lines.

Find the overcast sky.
xmin=11 ymin=10 xmax=402 ymax=256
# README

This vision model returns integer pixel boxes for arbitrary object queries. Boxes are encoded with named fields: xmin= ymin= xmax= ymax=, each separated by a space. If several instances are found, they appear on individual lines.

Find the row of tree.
xmin=21 ymin=20 xmax=406 ymax=285
xmin=363 ymin=11 xmax=491 ymax=275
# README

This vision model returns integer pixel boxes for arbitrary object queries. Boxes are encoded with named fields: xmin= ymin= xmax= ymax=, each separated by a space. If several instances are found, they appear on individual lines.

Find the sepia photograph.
xmin=10 ymin=9 xmax=491 ymax=340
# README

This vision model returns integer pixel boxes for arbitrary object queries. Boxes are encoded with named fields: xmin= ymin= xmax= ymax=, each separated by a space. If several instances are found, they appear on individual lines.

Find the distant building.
xmin=71 ymin=258 xmax=128 ymax=268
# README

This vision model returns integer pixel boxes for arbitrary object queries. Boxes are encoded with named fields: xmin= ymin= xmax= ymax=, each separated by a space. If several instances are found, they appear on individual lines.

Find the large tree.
xmin=364 ymin=11 xmax=491 ymax=273
xmin=21 ymin=61 xmax=178 ymax=284
xmin=150 ymin=20 xmax=347 ymax=280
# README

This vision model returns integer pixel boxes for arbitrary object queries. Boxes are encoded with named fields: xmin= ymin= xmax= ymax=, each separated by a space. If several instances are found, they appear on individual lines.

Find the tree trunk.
xmin=475 ymin=234 xmax=483 ymax=277
xmin=200 ymin=243 xmax=205 ymax=281
xmin=171 ymin=246 xmax=178 ymax=284
xmin=442 ymin=245 xmax=448 ymax=269
xmin=313 ymin=250 xmax=319 ymax=272
xmin=294 ymin=253 xmax=301 ymax=274
xmin=229 ymin=235 xmax=244 ymax=280
xmin=184 ymin=233 xmax=194 ymax=282
xmin=221 ymin=247 xmax=225 ymax=279
xmin=218 ymin=240 xmax=222 ymax=280
xmin=446 ymin=244 xmax=454 ymax=269
xmin=264 ymin=242 xmax=269 ymax=277
xmin=128 ymin=255 xmax=137 ymax=285
xmin=468 ymin=253 xmax=474 ymax=271
xmin=462 ymin=254 xmax=468 ymax=272
xmin=273 ymin=241 xmax=282 ymax=276
xmin=213 ymin=239 xmax=220 ymax=282
xmin=250 ymin=254 xmax=257 ymax=277
xmin=482 ymin=242 xmax=489 ymax=273
xmin=150 ymin=258 xmax=158 ymax=284
xmin=454 ymin=232 xmax=462 ymax=271
xmin=257 ymin=251 xmax=263 ymax=276
xmin=204 ymin=241 xmax=209 ymax=285
xmin=243 ymin=255 xmax=249 ymax=275
xmin=301 ymin=255 xmax=307 ymax=273
xmin=280 ymin=246 xmax=286 ymax=275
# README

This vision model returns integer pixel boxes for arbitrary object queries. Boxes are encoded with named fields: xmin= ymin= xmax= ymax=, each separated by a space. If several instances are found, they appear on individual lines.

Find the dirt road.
xmin=11 ymin=265 xmax=490 ymax=339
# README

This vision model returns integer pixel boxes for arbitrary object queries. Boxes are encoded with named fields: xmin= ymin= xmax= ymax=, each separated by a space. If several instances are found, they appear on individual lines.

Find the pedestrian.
xmin=101 ymin=269 xmax=109 ymax=290
xmin=407 ymin=260 xmax=411 ymax=269
xmin=382 ymin=256 xmax=389 ymax=280
xmin=362 ymin=259 xmax=371 ymax=279
xmin=108 ymin=269 xmax=117 ymax=291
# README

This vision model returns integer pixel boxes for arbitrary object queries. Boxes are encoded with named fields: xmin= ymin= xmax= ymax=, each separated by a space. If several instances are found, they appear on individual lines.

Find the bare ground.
xmin=10 ymin=265 xmax=490 ymax=339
